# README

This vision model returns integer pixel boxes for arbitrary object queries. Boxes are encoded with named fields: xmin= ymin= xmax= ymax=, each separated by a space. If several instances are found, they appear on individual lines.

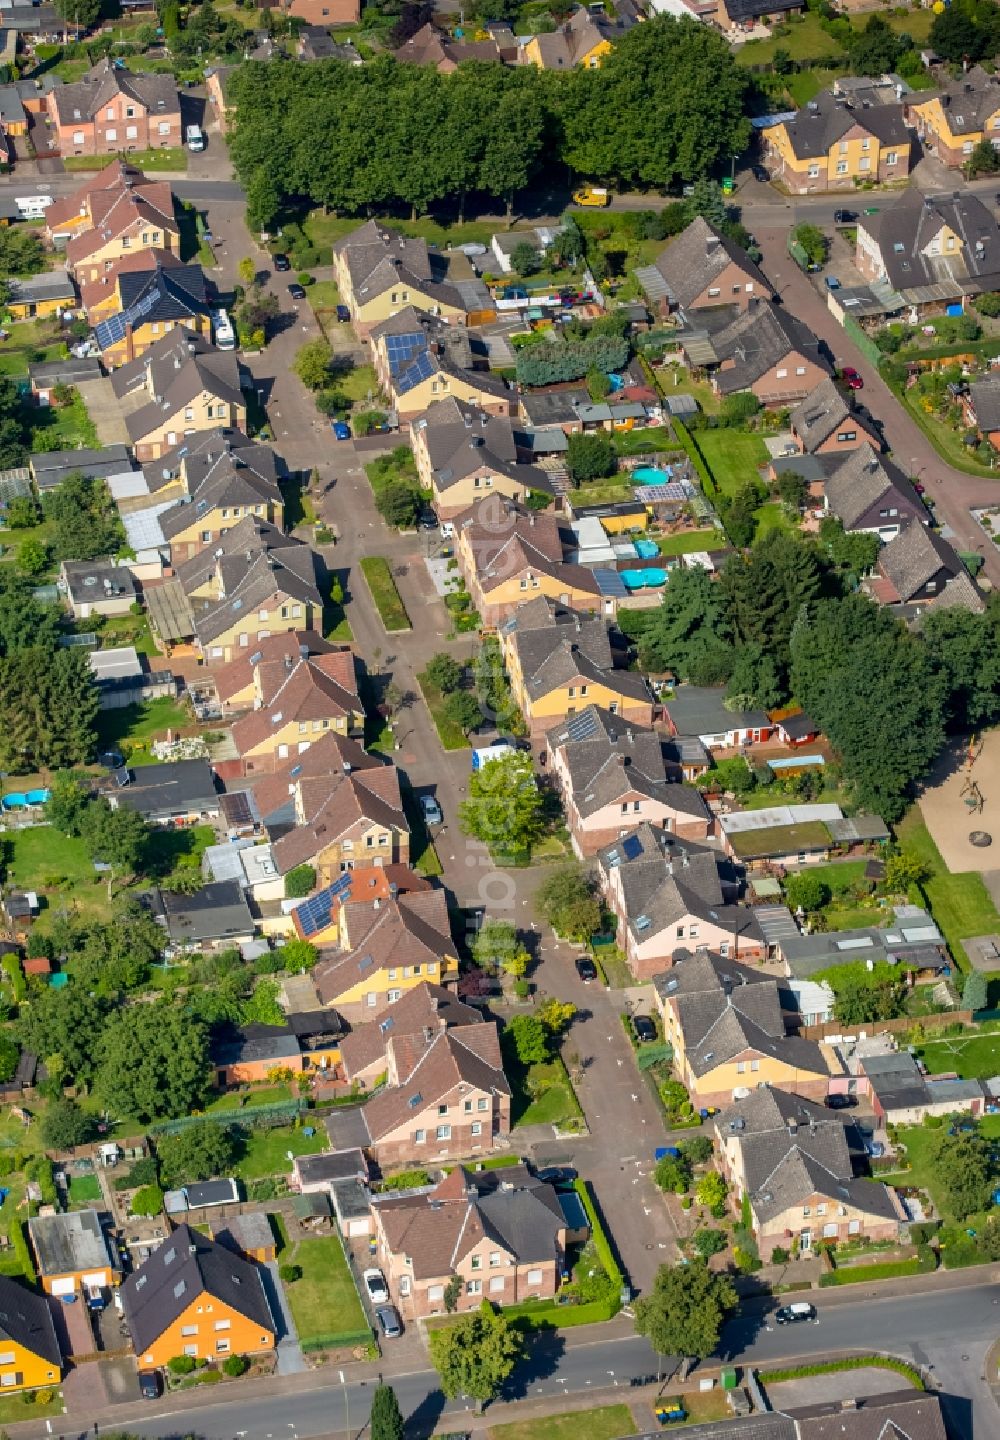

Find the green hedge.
xmin=673 ymin=420 xmax=717 ymax=498
xmin=507 ymin=1295 xmax=618 ymax=1330
xmin=300 ymin=1328 xmax=372 ymax=1353
xmin=151 ymin=1100 xmax=306 ymax=1134
xmin=573 ymin=1178 xmax=623 ymax=1304
xmin=9 ymin=1219 xmax=35 ymax=1285
xmin=759 ymin=1356 xmax=924 ymax=1390
xmin=818 ymin=1250 xmax=935 ymax=1286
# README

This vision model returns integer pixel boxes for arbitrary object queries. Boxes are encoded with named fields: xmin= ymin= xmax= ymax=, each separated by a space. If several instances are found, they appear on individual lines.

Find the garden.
xmin=897 ymin=808 xmax=1000 ymax=971
xmin=277 ymin=1229 xmax=371 ymax=1352
xmin=359 ymin=557 xmax=411 ymax=632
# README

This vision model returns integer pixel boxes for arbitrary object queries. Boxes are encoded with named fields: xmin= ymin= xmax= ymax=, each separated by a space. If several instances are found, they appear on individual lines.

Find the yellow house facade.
xmin=332 ymin=221 xmax=465 ymax=337
xmin=907 ymin=71 xmax=1000 ymax=168
xmin=0 ymin=1277 xmax=61 ymax=1394
xmin=762 ymin=96 xmax=910 ymax=194
xmin=197 ymin=589 xmax=319 ymax=663
xmin=314 ymin=889 xmax=459 ymax=1019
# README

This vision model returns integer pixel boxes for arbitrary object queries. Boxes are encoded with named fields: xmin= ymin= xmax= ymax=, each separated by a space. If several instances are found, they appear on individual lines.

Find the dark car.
xmin=273 ymin=253 xmax=291 ymax=271
xmin=288 ymin=282 xmax=307 ymax=301
xmin=536 ymin=1166 xmax=577 ymax=1185
xmin=375 ymin=1304 xmax=403 ymax=1339
xmin=833 ymin=209 xmax=857 ymax=225
xmin=575 ymin=955 xmax=597 ymax=984
xmin=139 ymin=1370 xmax=163 ymax=1400
xmin=775 ymin=1302 xmax=817 ymax=1325
xmin=632 ymin=1014 xmax=657 ymax=1043
xmin=336 ymin=304 xmax=351 ymax=322
xmin=825 ymin=1093 xmax=856 ymax=1109
xmin=752 ymin=165 xmax=769 ymax=183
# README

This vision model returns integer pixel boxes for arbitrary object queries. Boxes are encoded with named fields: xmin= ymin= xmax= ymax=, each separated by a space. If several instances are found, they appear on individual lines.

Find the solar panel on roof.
xmin=592 ymin=568 xmax=628 ymax=598
xmin=397 ymin=349 xmax=435 ymax=394
xmin=621 ymin=833 xmax=643 ymax=860
xmin=562 ymin=709 xmax=601 ymax=743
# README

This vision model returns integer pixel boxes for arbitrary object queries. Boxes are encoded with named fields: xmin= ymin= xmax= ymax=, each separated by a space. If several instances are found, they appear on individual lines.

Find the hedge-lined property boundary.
xmin=758 ymin=1356 xmax=924 ymax=1390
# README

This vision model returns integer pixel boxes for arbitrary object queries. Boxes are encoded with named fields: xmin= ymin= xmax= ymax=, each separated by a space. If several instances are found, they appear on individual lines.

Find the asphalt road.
xmin=31 ymin=1281 xmax=998 ymax=1440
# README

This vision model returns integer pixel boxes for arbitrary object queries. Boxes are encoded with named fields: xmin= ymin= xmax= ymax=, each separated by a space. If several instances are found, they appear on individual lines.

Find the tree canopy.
xmin=633 ymin=1259 xmax=737 ymax=1370
xmin=459 ymin=752 xmax=546 ymax=856
xmin=156 ymin=1121 xmax=237 ymax=1188
xmin=0 ymin=647 xmax=98 ymax=772
xmin=428 ymin=1300 xmax=522 ymax=1406
xmin=95 ymin=1004 xmax=210 ymax=1123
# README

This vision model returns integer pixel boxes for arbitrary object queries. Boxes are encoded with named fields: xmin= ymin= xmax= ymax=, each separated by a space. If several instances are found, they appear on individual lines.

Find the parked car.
xmin=575 ymin=955 xmax=597 ymax=983
xmin=419 ymin=510 xmax=439 ymax=530
xmin=841 ymin=366 xmax=864 ymax=390
xmin=273 ymin=253 xmax=291 ymax=272
xmin=288 ymin=282 xmax=307 ymax=300
xmin=752 ymin=165 xmax=769 ymax=183
xmin=632 ymin=1014 xmax=657 ymax=1043
xmin=775 ymin=1302 xmax=817 ymax=1325
xmin=833 ymin=209 xmax=857 ymax=225
xmin=332 ymin=421 xmax=351 ymax=440
xmin=419 ymin=794 xmax=443 ymax=826
xmin=824 ymin=275 xmax=841 ymax=291
xmin=376 ymin=1304 xmax=403 ymax=1339
xmin=536 ymin=1166 xmax=577 ymax=1185
xmin=363 ymin=1268 xmax=389 ymax=1304
xmin=825 ymin=1093 xmax=856 ymax=1110
xmin=139 ymin=1370 xmax=163 ymax=1400
xmin=336 ymin=304 xmax=351 ymax=322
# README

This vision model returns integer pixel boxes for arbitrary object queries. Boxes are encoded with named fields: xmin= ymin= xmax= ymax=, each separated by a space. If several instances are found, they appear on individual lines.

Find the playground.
xmin=918 ymin=730 xmax=1000 ymax=878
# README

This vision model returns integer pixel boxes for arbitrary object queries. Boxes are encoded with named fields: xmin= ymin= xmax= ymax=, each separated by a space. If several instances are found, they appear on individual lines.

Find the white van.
xmin=212 ymin=309 xmax=235 ymax=350
xmin=185 ymin=124 xmax=205 ymax=152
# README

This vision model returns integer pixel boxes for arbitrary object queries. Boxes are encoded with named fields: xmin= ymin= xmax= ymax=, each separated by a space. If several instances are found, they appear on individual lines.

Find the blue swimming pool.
xmin=633 ymin=465 xmax=673 ymax=485
xmin=2 ymin=788 xmax=51 ymax=811
xmin=26 ymin=789 xmax=50 ymax=805
xmin=621 ymin=568 xmax=668 ymax=590
xmin=633 ymin=539 xmax=660 ymax=559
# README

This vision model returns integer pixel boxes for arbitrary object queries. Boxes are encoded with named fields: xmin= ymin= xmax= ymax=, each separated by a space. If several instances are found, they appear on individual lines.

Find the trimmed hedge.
xmin=574 ymin=1178 xmax=624 ymax=1300
xmin=759 ymin=1356 xmax=924 ymax=1390
xmin=508 ymin=1295 xmax=617 ymax=1329
xmin=673 ymin=419 xmax=717 ymax=498
xmin=818 ymin=1249 xmax=936 ymax=1287
xmin=9 ymin=1219 xmax=35 ymax=1284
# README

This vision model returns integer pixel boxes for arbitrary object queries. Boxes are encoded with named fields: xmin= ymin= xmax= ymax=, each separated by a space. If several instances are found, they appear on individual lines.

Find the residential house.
xmin=28 ymin=1210 xmax=121 ymax=1297
xmin=907 ymin=66 xmax=1000 ymax=169
xmin=211 ymin=1012 xmax=343 ymax=1086
xmin=78 ymin=246 xmax=184 ymax=322
xmin=326 ymin=1003 xmax=510 ymax=1165
xmin=455 ymin=496 xmax=607 ymax=628
xmin=145 ymin=427 xmax=285 ymax=564
xmin=521 ymin=4 xmax=636 ymax=68
xmin=698 ymin=300 xmax=832 ymax=404
xmin=855 ymin=188 xmax=1000 ymax=310
xmin=597 ymin=822 xmax=762 ymax=980
xmin=490 ymin=226 xmax=558 ymax=274
xmin=62 ymin=173 xmax=180 ymax=286
xmin=872 ymin=523 xmax=983 ymax=610
xmin=663 ymin=685 xmax=772 ymax=750
xmin=112 ymin=329 xmax=245 ymax=462
xmin=777 ymin=906 xmax=949 ymax=986
xmin=108 ymin=758 xmax=219 ymax=824
xmin=291 ymin=863 xmax=431 ymax=946
xmin=713 ymin=1086 xmax=904 ymax=1258
xmin=201 ymin=838 xmax=285 ymax=904
xmin=313 ymin=888 xmax=457 ymax=1020
xmin=339 ymin=980 xmax=482 ymax=1086
xmin=122 ymin=1223 xmax=275 ymax=1372
xmin=654 ymin=950 xmax=835 ymax=1109
xmin=373 ymin=1165 xmax=566 ymax=1318
xmin=29 ymin=355 xmax=103 ymax=405
xmin=394 ymin=22 xmax=516 ymax=71
xmin=5 ymin=271 xmax=76 ymax=321
xmin=824 ymin=444 xmax=926 ymax=540
xmin=272 ymin=0 xmax=361 ymax=28
xmin=544 ymin=703 xmax=712 ymax=856
xmin=46 ymin=59 xmax=181 ymax=157
xmin=499 ymin=597 xmax=654 ymax=734
xmin=762 ymin=90 xmax=910 ymax=194
xmin=637 ymin=217 xmax=772 ymax=318
xmin=237 ymin=729 xmax=385 ymax=838
xmin=788 ymin=377 xmax=881 ymax=461
xmin=718 ymin=804 xmax=885 ymax=870
xmin=711 ymin=0 xmax=803 ymax=32
xmin=214 ymin=630 xmax=336 ymax=712
xmin=93 ymin=262 xmax=211 ymax=366
xmin=268 ymin=763 xmax=409 ymax=883
xmin=370 ymin=308 xmax=514 ymax=422
xmin=231 ymin=650 xmax=364 ymax=771
xmin=858 ymin=1049 xmax=986 ymax=1126
xmin=298 ymin=26 xmax=364 ymax=61
xmin=332 ymin=221 xmax=465 ymax=337
xmin=0 ymin=1275 xmax=61 ymax=1394
xmin=410 ymin=398 xmax=554 ymax=517
xmin=60 ymin=558 xmax=137 ymax=619
xmin=46 ymin=158 xmax=143 ymax=242
xmin=791 ymin=1393 xmax=948 ymax=1440
xmin=145 ymin=879 xmax=256 ymax=950
xmin=962 ymin=373 xmax=1000 ymax=449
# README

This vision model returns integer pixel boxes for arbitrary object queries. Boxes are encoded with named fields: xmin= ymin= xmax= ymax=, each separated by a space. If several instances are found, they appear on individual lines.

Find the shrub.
xmin=770 ymin=1245 xmax=790 ymax=1264
xmin=168 ymin=1355 xmax=197 ymax=1375
xmin=285 ymin=864 xmax=316 ymax=899
xmin=222 ymin=1354 xmax=249 ymax=1377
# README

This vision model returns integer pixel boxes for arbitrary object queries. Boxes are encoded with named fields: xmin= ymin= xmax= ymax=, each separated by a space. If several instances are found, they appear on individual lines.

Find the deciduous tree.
xmin=633 ymin=1260 xmax=737 ymax=1378
xmin=95 ymin=1005 xmax=210 ymax=1123
xmin=459 ymin=752 xmax=545 ymax=855
xmin=156 ymin=1121 xmax=237 ymax=1188
xmin=428 ymin=1300 xmax=522 ymax=1409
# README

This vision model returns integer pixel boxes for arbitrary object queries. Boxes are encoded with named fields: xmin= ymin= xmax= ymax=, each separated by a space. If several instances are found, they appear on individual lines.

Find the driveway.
xmin=755 ymin=225 xmax=1000 ymax=586
xmin=263 ymin=1261 xmax=307 ymax=1376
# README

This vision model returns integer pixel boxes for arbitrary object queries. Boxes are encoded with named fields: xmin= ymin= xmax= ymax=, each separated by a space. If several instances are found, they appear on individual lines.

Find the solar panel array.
xmin=384 ymin=331 xmax=425 ymax=376
xmin=295 ymin=872 xmax=353 ymax=937
xmin=95 ymin=283 xmax=163 ymax=351
xmin=634 ymin=481 xmax=689 ymax=504
xmin=562 ymin=709 xmax=601 ymax=744
xmin=621 ymin=833 xmax=643 ymax=861
xmin=396 ymin=348 xmax=436 ymax=394
xmin=592 ymin=567 xmax=628 ymax=598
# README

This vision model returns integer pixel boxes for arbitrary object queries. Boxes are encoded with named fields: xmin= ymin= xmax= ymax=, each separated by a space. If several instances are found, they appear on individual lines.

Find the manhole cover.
xmin=970 ymin=830 xmax=993 ymax=848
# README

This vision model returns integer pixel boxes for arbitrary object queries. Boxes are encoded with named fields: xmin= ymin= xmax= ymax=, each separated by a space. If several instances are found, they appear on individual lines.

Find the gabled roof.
xmin=665 ymin=686 xmax=768 ymax=738
xmin=214 ymin=630 xmax=335 ymax=704
xmin=911 ymin=64 xmax=1000 ymax=133
xmin=0 ymin=1274 xmax=60 ymax=1368
xmin=51 ymin=57 xmax=179 ymax=127
xmin=650 ymin=217 xmax=771 ymax=312
xmin=376 ymin=1165 xmax=563 ymax=1280
xmin=372 ymin=307 xmax=510 ymax=402
xmin=121 ymin=1223 xmax=274 ymax=1355
xmin=509 ymin=606 xmax=650 ymax=705
xmin=457 ymin=496 xmax=601 ymax=599
xmin=709 ymin=300 xmax=831 ymax=394
xmin=334 ymin=220 xmax=464 ymax=313
xmin=776 ymin=90 xmax=908 ymax=162
xmin=271 ymin=765 xmax=406 ymax=876
xmin=79 ymin=246 xmax=184 ymax=317
xmin=416 ymin=399 xmax=553 ymax=496
xmin=789 ymin=377 xmax=880 ymax=452
xmin=231 ymin=651 xmax=361 ymax=756
xmin=243 ymin=729 xmax=382 ymax=834
xmin=148 ymin=427 xmax=284 ymax=494
xmin=825 ymin=444 xmax=924 ymax=531
xmin=115 ymin=262 xmax=210 ymax=328
xmin=339 ymin=978 xmax=480 ymax=1077
xmin=878 ymin=522 xmax=965 ymax=602
xmin=112 ymin=331 xmax=243 ymax=445
xmin=313 ymin=889 xmax=453 ymax=1004
xmin=862 ymin=186 xmax=1000 ymax=295
xmin=790 ymin=1392 xmax=947 ymax=1440
xmin=362 ymin=1023 xmax=509 ymax=1142
xmin=65 ymin=175 xmax=178 ymax=268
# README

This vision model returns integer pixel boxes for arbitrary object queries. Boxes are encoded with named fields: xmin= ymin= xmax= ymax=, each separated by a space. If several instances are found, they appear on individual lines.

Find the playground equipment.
xmin=961 ymin=777 xmax=985 ymax=814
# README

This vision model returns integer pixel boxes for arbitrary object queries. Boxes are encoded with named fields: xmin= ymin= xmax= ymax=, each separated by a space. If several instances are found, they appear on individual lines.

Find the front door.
xmin=800 ymin=1230 xmax=812 ymax=1252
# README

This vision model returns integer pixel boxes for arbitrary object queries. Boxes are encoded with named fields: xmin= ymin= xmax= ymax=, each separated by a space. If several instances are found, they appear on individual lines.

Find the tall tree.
xmin=95 ymin=1004 xmax=210 ymax=1122
xmin=922 ymin=602 xmax=1000 ymax=731
xmin=0 ymin=648 xmax=98 ymax=772
xmin=459 ymin=753 xmax=545 ymax=856
xmin=15 ymin=989 xmax=107 ymax=1085
xmin=638 ymin=565 xmax=732 ymax=680
xmin=633 ymin=1260 xmax=737 ymax=1379
xmin=41 ymin=473 xmax=124 ymax=563
xmin=156 ymin=1121 xmax=237 ymax=1188
xmin=369 ymin=1383 xmax=405 ymax=1440
xmin=428 ymin=1301 xmax=522 ymax=1410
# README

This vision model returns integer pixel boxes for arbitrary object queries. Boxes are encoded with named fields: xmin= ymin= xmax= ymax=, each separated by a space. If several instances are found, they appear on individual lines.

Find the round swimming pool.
xmin=633 ymin=466 xmax=673 ymax=485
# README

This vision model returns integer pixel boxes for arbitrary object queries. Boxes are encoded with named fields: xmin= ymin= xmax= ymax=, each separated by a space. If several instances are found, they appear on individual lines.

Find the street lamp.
xmin=339 ymin=1368 xmax=349 ymax=1440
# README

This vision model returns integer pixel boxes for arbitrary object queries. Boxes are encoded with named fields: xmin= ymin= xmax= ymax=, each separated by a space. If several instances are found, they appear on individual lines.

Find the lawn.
xmin=734 ymin=8 xmax=936 ymax=68
xmin=233 ymin=1124 xmax=326 ymax=1181
xmin=0 ymin=340 xmax=65 ymax=380
xmin=204 ymin=1085 xmax=292 ymax=1113
xmin=301 ymin=210 xmax=497 ymax=264
xmin=0 ymin=1390 xmax=64 ymax=1424
xmin=279 ymin=474 xmax=317 ymax=529
xmin=753 ymin=501 xmax=793 ymax=538
xmin=4 ymin=825 xmax=111 ymax=926
xmin=417 ymin=667 xmax=472 ymax=751
xmin=915 ymin=1026 xmax=1000 ymax=1081
xmin=512 ymin=1057 xmax=583 ymax=1129
xmin=280 ymin=1233 xmax=370 ymax=1348
xmin=95 ymin=695 xmax=193 ymax=754
xmin=336 ymin=361 xmax=381 ymax=405
xmin=360 ymin=556 xmax=411 ymax=631
xmin=694 ymin=430 xmax=770 ymax=500
xmin=67 ymin=1173 xmax=102 ymax=1206
xmin=489 ymin=1404 xmax=635 ymax=1440
xmin=896 ymin=808 xmax=1000 ymax=970
xmin=63 ymin=147 xmax=187 ymax=172
xmin=28 ymin=390 xmax=98 ymax=451
xmin=307 ymin=280 xmax=341 ymax=309
xmin=656 ymin=529 xmax=719 ymax=556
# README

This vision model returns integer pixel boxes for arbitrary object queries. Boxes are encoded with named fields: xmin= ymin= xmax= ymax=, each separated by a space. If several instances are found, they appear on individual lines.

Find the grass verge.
xmin=279 ymin=1233 xmax=370 ymax=1350
xmin=487 ymin=1404 xmax=635 ymax=1440
xmin=62 ymin=147 xmax=187 ymax=171
xmin=359 ymin=557 xmax=411 ymax=632
xmin=416 ymin=667 xmax=471 ymax=750
xmin=896 ymin=807 xmax=1000 ymax=970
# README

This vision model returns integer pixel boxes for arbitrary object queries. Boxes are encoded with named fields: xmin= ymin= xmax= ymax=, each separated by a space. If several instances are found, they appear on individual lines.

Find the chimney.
xmin=841 ymin=1400 xmax=858 ymax=1412
xmin=626 ymin=729 xmax=633 ymax=743
xmin=373 ymin=898 xmax=380 ymax=910
xmin=788 ymin=1117 xmax=798 ymax=1136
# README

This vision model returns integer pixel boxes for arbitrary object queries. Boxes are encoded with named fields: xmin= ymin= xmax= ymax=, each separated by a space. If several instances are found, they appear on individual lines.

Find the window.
xmin=964 ymin=140 xmax=975 ymax=154
xmin=388 ymin=989 xmax=401 ymax=1002
xmin=464 ymin=1099 xmax=473 ymax=1113
xmin=73 ymin=130 xmax=85 ymax=144
xmin=776 ymin=368 xmax=788 ymax=378
xmin=106 ymin=107 xmax=115 ymax=119
xmin=184 ymin=1344 xmax=198 ymax=1357
xmin=366 ymin=992 xmax=377 ymax=1008
xmin=388 ymin=968 xmax=398 ymax=980
xmin=688 ymin=924 xmax=699 ymax=939
xmin=675 ymin=926 xmax=684 ymax=939
xmin=836 ymin=161 xmax=848 ymax=175
xmin=181 ymin=1326 xmax=198 ymax=1337
xmin=816 ymin=1204 xmax=826 ymax=1216
xmin=399 ymin=1277 xmax=411 ymax=1296
xmin=471 ymin=1255 xmax=482 ymax=1270
xmin=808 ymin=166 xmax=820 ymax=179
xmin=159 ymin=121 xmax=171 ymax=134
xmin=736 ymin=1061 xmax=746 ymax=1075
xmin=886 ymin=151 xmax=897 ymax=165
xmin=477 ymin=1097 xmax=488 ymax=1110
xmin=861 ymin=137 xmax=870 ymax=151
xmin=467 ymin=1280 xmax=482 ymax=1295
xmin=490 ymin=1253 xmax=502 ymax=1268
xmin=858 ymin=157 xmax=870 ymax=172
xmin=836 ymin=430 xmax=856 ymax=442
xmin=414 ymin=1129 xmax=426 ymax=1143
xmin=527 ymin=1269 xmax=543 ymax=1285
xmin=0 ymin=1375 xmax=16 ymax=1388
xmin=490 ymin=1276 xmax=505 ymax=1293
xmin=0 ymin=1352 xmax=15 ymax=1366
xmin=201 ymin=530 xmax=212 ymax=543
xmin=216 ymin=1340 xmax=230 ymax=1354
xmin=106 ymin=128 xmax=117 ymax=142
xmin=428 ymin=1284 xmax=444 ymax=1301
xmin=471 ymin=1122 xmax=482 ymax=1136
xmin=707 ymin=287 xmax=721 ymax=297
xmin=184 ymin=408 xmax=194 ymax=422
xmin=438 ymin=1103 xmax=448 ymax=1115
xmin=436 ymin=1124 xmax=451 ymax=1140
xmin=803 ymin=1206 xmax=811 ymax=1217
xmin=795 ymin=366 xmax=806 ymax=376
xmin=751 ymin=1059 xmax=760 ymax=1072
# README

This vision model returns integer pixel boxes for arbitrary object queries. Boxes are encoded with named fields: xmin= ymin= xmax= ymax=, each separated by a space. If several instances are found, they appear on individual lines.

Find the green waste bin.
xmin=721 ymin=1368 xmax=738 ymax=1391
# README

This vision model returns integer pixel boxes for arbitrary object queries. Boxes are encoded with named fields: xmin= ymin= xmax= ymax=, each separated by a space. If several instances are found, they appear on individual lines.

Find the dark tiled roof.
xmin=778 ymin=90 xmax=908 ymax=162
xmin=651 ymin=217 xmax=771 ymax=312
xmin=825 ymin=445 xmax=925 ymax=531
xmin=878 ymin=523 xmax=964 ymax=602
xmin=710 ymin=301 xmax=831 ymax=394
xmin=863 ymin=186 xmax=1000 ymax=294
xmin=51 ymin=57 xmax=179 ymax=125
xmin=790 ymin=1391 xmax=947 ymax=1440
xmin=789 ymin=377 xmax=879 ymax=452
xmin=0 ymin=1275 xmax=60 ymax=1368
